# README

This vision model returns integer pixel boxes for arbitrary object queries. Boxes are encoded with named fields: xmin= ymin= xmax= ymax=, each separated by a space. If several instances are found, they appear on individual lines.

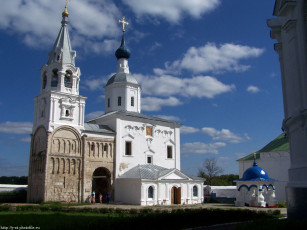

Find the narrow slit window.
xmin=125 ymin=141 xmax=132 ymax=155
xmin=108 ymin=98 xmax=110 ymax=107
xmin=167 ymin=146 xmax=173 ymax=159
xmin=147 ymin=156 xmax=152 ymax=164
xmin=131 ymin=97 xmax=134 ymax=107
xmin=118 ymin=96 xmax=122 ymax=106
xmin=193 ymin=186 xmax=198 ymax=197
xmin=148 ymin=186 xmax=154 ymax=199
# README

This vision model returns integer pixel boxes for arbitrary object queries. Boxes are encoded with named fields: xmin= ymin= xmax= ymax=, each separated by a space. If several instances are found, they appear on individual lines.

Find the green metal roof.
xmin=237 ymin=133 xmax=289 ymax=161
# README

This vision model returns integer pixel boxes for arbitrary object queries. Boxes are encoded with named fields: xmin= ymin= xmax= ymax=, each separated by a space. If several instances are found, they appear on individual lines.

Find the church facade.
xmin=27 ymin=7 xmax=204 ymax=205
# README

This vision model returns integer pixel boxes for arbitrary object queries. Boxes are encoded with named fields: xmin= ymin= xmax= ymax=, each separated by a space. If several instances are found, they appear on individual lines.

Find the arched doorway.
xmin=92 ymin=167 xmax=111 ymax=203
xmin=171 ymin=186 xmax=181 ymax=204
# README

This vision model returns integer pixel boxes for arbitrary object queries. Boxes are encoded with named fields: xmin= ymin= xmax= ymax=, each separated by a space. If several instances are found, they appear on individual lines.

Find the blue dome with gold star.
xmin=115 ymin=34 xmax=130 ymax=60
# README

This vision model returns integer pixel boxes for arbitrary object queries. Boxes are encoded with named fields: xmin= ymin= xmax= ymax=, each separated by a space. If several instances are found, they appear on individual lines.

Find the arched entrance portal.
xmin=171 ymin=186 xmax=181 ymax=204
xmin=92 ymin=167 xmax=111 ymax=203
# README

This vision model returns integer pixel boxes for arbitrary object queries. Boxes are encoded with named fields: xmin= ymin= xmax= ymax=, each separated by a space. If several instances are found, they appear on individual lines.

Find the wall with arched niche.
xmin=46 ymin=126 xmax=82 ymax=202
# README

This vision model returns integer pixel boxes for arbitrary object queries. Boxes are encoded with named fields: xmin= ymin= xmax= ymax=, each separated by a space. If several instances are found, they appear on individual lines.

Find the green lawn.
xmin=0 ymin=208 xmax=281 ymax=230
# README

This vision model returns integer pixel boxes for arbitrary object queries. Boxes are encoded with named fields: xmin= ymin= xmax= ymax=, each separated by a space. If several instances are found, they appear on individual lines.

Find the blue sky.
xmin=0 ymin=0 xmax=282 ymax=177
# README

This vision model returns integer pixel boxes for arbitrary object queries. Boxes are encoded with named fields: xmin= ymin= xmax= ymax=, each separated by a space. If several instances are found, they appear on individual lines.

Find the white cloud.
xmin=201 ymin=127 xmax=247 ymax=143
xmin=159 ymin=43 xmax=264 ymax=74
xmin=247 ymin=85 xmax=260 ymax=93
xmin=83 ymin=75 xmax=111 ymax=91
xmin=122 ymin=0 xmax=220 ymax=23
xmin=85 ymin=111 xmax=105 ymax=121
xmin=142 ymin=97 xmax=182 ymax=111
xmin=181 ymin=126 xmax=200 ymax=134
xmin=86 ymin=72 xmax=234 ymax=111
xmin=20 ymin=137 xmax=31 ymax=143
xmin=181 ymin=142 xmax=226 ymax=156
xmin=0 ymin=122 xmax=32 ymax=135
xmin=148 ymin=42 xmax=162 ymax=53
xmin=135 ymin=74 xmax=235 ymax=99
xmin=155 ymin=115 xmax=181 ymax=122
xmin=0 ymin=0 xmax=121 ymax=53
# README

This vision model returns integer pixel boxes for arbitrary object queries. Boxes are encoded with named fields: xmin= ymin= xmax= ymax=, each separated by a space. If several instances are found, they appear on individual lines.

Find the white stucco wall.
xmin=238 ymin=151 xmax=290 ymax=203
xmin=115 ymin=179 xmax=203 ymax=206
xmin=115 ymin=179 xmax=141 ymax=205
xmin=0 ymin=184 xmax=28 ymax=192
xmin=117 ymin=120 xmax=180 ymax=177
xmin=95 ymin=115 xmax=181 ymax=178
xmin=204 ymin=186 xmax=236 ymax=198
xmin=105 ymin=83 xmax=141 ymax=114
xmin=33 ymin=92 xmax=86 ymax=133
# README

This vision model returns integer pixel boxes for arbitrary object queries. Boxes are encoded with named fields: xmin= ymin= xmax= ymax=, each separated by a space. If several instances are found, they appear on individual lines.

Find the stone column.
xmin=268 ymin=0 xmax=307 ymax=219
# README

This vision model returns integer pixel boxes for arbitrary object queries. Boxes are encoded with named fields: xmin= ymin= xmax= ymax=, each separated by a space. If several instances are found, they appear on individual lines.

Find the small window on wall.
xmin=147 ymin=156 xmax=152 ymax=164
xmin=65 ymin=110 xmax=70 ymax=117
xmin=146 ymin=126 xmax=153 ymax=137
xmin=125 ymin=141 xmax=132 ymax=155
xmin=118 ymin=96 xmax=122 ymax=106
xmin=108 ymin=98 xmax=110 ymax=108
xmin=131 ymin=97 xmax=134 ymax=107
xmin=167 ymin=146 xmax=173 ymax=159
xmin=148 ymin=186 xmax=154 ymax=199
xmin=193 ymin=185 xmax=198 ymax=197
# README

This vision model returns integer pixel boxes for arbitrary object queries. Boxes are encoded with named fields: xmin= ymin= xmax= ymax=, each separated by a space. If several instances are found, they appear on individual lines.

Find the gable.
xmin=160 ymin=170 xmax=191 ymax=180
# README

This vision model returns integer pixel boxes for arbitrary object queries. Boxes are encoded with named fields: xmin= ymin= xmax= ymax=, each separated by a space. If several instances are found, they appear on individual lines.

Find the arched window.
xmin=42 ymin=73 xmax=47 ymax=89
xmin=148 ymin=186 xmax=154 ymax=199
xmin=51 ymin=69 xmax=58 ymax=87
xmin=64 ymin=71 xmax=72 ymax=88
xmin=193 ymin=185 xmax=198 ymax=197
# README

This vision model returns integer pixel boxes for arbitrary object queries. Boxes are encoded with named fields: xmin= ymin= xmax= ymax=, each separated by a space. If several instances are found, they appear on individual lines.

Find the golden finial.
xmin=253 ymin=152 xmax=256 ymax=160
xmin=119 ymin=16 xmax=129 ymax=32
xmin=62 ymin=0 xmax=71 ymax=17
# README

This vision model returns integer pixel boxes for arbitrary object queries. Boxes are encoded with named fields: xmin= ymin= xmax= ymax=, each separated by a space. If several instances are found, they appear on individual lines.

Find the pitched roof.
xmin=90 ymin=110 xmax=181 ymax=126
xmin=237 ymin=133 xmax=289 ymax=161
xmin=118 ymin=164 xmax=204 ymax=181
xmin=119 ymin=164 xmax=173 ymax=180
xmin=83 ymin=123 xmax=114 ymax=134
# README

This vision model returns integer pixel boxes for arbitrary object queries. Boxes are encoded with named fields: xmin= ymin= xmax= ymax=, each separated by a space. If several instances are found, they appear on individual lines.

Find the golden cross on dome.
xmin=65 ymin=0 xmax=71 ymax=8
xmin=119 ymin=16 xmax=129 ymax=32
xmin=253 ymin=152 xmax=256 ymax=160
xmin=62 ymin=0 xmax=71 ymax=16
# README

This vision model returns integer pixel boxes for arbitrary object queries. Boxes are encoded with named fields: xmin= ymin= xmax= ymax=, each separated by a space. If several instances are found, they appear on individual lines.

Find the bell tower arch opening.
xmin=92 ymin=167 xmax=111 ymax=203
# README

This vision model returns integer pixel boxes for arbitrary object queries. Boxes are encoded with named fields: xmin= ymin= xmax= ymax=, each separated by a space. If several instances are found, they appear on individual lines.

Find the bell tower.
xmin=32 ymin=5 xmax=86 ymax=133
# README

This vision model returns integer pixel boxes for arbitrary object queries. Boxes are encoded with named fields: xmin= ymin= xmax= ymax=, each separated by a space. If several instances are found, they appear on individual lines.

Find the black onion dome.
xmin=115 ymin=34 xmax=131 ymax=60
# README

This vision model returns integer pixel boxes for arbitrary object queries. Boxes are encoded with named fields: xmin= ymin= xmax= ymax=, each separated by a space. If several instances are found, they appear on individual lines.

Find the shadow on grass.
xmin=236 ymin=218 xmax=307 ymax=230
xmin=0 ymin=208 xmax=281 ymax=230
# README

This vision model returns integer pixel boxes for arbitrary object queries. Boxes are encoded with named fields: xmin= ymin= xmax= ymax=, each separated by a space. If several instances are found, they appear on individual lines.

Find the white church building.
xmin=27 ymin=6 xmax=204 ymax=205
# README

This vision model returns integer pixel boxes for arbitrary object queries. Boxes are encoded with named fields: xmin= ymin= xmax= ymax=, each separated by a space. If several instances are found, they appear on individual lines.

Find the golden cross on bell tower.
xmin=62 ymin=0 xmax=71 ymax=17
xmin=119 ymin=16 xmax=129 ymax=32
xmin=65 ymin=0 xmax=71 ymax=8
